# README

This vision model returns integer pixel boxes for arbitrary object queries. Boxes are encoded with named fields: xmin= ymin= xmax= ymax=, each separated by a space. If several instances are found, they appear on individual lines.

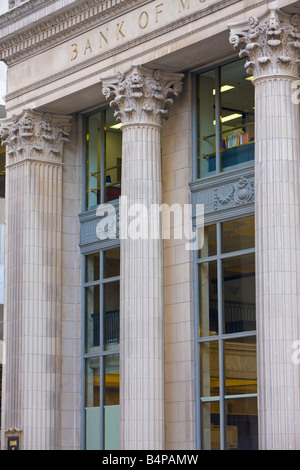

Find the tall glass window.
xmin=197 ymin=59 xmax=254 ymax=178
xmin=84 ymin=247 xmax=120 ymax=450
xmin=85 ymin=108 xmax=122 ymax=211
xmin=197 ymin=216 xmax=257 ymax=450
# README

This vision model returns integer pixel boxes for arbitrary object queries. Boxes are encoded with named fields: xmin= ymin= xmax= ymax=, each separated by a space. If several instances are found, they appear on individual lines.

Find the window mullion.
xmin=100 ymin=110 xmax=105 ymax=204
xmin=99 ymin=251 xmax=105 ymax=449
xmin=99 ymin=354 xmax=104 ymax=450
xmin=217 ymin=222 xmax=226 ymax=449
xmin=217 ymin=223 xmax=223 ymax=336
xmin=100 ymin=251 xmax=104 ymax=352
xmin=82 ymin=115 xmax=88 ymax=212
xmin=215 ymin=67 xmax=221 ymax=174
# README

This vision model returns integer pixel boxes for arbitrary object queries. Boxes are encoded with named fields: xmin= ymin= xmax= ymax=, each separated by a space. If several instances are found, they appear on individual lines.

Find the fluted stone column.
xmin=0 ymin=110 xmax=71 ymax=450
xmin=101 ymin=66 xmax=184 ymax=449
xmin=229 ymin=8 xmax=300 ymax=449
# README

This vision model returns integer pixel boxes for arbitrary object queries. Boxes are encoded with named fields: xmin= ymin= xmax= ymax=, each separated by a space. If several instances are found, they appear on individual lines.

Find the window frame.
xmin=82 ymin=105 xmax=122 ymax=213
xmin=81 ymin=244 xmax=120 ymax=450
xmin=81 ymin=103 xmax=122 ymax=449
xmin=192 ymin=57 xmax=255 ymax=181
xmin=194 ymin=216 xmax=257 ymax=450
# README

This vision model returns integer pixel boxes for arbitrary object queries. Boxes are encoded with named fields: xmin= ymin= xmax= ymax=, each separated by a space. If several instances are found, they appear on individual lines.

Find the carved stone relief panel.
xmin=190 ymin=167 xmax=255 ymax=225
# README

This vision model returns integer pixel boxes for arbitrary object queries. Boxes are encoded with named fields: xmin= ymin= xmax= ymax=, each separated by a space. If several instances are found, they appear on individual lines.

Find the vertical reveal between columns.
xmin=101 ymin=66 xmax=184 ymax=450
xmin=0 ymin=110 xmax=71 ymax=450
xmin=229 ymin=8 xmax=300 ymax=450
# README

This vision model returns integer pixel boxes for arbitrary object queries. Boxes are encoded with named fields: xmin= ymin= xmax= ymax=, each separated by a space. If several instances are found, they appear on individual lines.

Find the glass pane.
xmin=104 ymin=248 xmax=120 ymax=279
xmin=199 ymin=225 xmax=217 ymax=258
xmin=104 ymin=354 xmax=120 ymax=450
xmin=201 ymin=401 xmax=220 ymax=450
xmin=220 ymin=60 xmax=255 ymax=171
xmin=105 ymin=108 xmax=122 ymax=203
xmin=86 ymin=252 xmax=100 ymax=282
xmin=197 ymin=69 xmax=216 ymax=178
xmin=85 ymin=285 xmax=100 ymax=353
xmin=104 ymin=405 xmax=120 ymax=450
xmin=199 ymin=260 xmax=218 ymax=336
xmin=226 ymin=397 xmax=258 ymax=450
xmin=224 ymin=336 xmax=257 ymax=396
xmin=223 ymin=254 xmax=255 ymax=334
xmin=104 ymin=281 xmax=120 ymax=351
xmin=200 ymin=341 xmax=219 ymax=397
xmin=85 ymin=357 xmax=100 ymax=407
xmin=104 ymin=354 xmax=120 ymax=406
xmin=222 ymin=216 xmax=254 ymax=253
xmin=86 ymin=112 xmax=102 ymax=211
xmin=85 ymin=357 xmax=100 ymax=450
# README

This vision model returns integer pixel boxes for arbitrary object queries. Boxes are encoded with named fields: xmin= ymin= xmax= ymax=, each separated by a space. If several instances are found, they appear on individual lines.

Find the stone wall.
xmin=162 ymin=73 xmax=195 ymax=450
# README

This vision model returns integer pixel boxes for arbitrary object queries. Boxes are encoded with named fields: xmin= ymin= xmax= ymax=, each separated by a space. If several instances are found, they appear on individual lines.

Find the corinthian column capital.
xmin=228 ymin=7 xmax=300 ymax=81
xmin=0 ymin=109 xmax=72 ymax=166
xmin=100 ymin=65 xmax=184 ymax=127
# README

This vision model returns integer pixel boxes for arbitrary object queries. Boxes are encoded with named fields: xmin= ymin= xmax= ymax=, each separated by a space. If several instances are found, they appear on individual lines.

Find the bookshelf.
xmin=200 ymin=121 xmax=254 ymax=172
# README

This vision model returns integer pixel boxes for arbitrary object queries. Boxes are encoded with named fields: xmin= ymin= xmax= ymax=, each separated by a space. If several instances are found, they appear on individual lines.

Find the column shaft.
xmin=0 ymin=110 xmax=71 ymax=450
xmin=100 ymin=65 xmax=183 ymax=450
xmin=3 ymin=160 xmax=62 ymax=449
xmin=229 ymin=8 xmax=300 ymax=449
xmin=120 ymin=124 xmax=164 ymax=449
xmin=255 ymin=76 xmax=300 ymax=449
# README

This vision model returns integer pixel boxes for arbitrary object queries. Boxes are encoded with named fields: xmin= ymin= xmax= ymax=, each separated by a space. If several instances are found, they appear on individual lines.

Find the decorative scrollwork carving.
xmin=100 ymin=65 xmax=184 ymax=126
xmin=233 ymin=177 xmax=254 ymax=205
xmin=214 ymin=177 xmax=254 ymax=210
xmin=228 ymin=8 xmax=300 ymax=79
xmin=0 ymin=109 xmax=72 ymax=165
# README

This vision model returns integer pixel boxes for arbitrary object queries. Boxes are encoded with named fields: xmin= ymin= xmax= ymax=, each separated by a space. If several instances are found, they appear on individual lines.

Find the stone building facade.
xmin=0 ymin=0 xmax=300 ymax=451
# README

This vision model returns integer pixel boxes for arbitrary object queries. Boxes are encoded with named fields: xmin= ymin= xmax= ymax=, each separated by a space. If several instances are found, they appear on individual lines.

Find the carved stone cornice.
xmin=228 ymin=7 xmax=300 ymax=81
xmin=8 ymin=0 xmax=27 ymax=8
xmin=0 ymin=109 xmax=72 ymax=166
xmin=0 ymin=0 xmax=150 ymax=66
xmin=100 ymin=65 xmax=184 ymax=127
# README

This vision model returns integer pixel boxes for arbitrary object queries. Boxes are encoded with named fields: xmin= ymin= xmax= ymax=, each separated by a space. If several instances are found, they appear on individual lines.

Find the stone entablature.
xmin=0 ymin=0 xmax=276 ymax=116
xmin=0 ymin=0 xmax=146 ymax=66
xmin=1 ymin=0 xmax=212 ymax=67
xmin=8 ymin=0 xmax=27 ymax=8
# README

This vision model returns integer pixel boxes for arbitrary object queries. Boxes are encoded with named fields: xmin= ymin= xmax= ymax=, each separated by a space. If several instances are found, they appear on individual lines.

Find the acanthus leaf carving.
xmin=0 ymin=109 xmax=72 ymax=166
xmin=100 ymin=65 xmax=184 ymax=126
xmin=228 ymin=8 xmax=300 ymax=79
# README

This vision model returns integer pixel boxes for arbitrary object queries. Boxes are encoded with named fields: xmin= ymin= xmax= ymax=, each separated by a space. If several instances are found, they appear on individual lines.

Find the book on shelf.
xmin=222 ymin=131 xmax=254 ymax=150
xmin=241 ymin=132 xmax=254 ymax=145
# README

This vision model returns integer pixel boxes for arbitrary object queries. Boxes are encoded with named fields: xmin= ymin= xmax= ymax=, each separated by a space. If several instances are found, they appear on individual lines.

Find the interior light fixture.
xmin=245 ymin=76 xmax=253 ymax=81
xmin=213 ymin=113 xmax=242 ymax=125
xmin=110 ymin=123 xmax=122 ymax=129
xmin=213 ymin=85 xmax=235 ymax=95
